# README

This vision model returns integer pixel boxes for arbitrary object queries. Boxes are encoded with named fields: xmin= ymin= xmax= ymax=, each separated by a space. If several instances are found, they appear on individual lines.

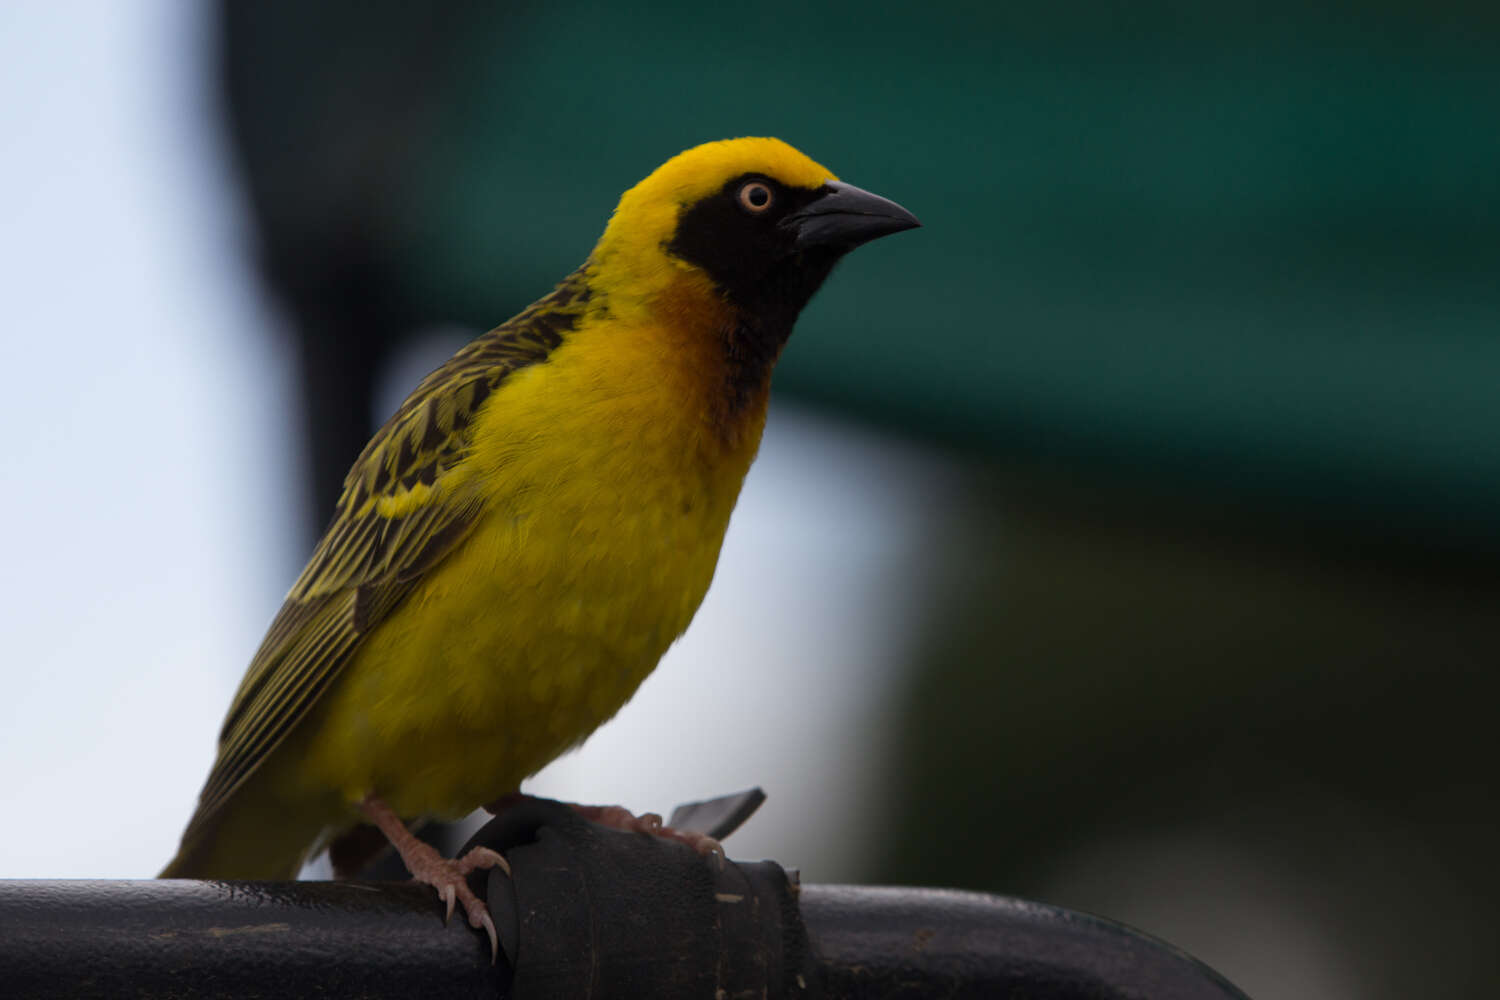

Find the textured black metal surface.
xmin=460 ymin=796 xmax=809 ymax=999
xmin=0 ymin=878 xmax=502 ymax=999
xmin=801 ymin=885 xmax=1251 ymax=1000
xmin=0 ymin=798 xmax=1248 ymax=998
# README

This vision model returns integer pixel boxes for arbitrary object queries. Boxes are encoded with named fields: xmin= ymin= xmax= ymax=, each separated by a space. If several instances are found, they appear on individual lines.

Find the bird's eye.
xmin=737 ymin=181 xmax=774 ymax=214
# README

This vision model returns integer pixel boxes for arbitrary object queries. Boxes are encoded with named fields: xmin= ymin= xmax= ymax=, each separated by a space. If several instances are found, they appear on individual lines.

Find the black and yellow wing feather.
xmin=175 ymin=274 xmax=590 ymax=851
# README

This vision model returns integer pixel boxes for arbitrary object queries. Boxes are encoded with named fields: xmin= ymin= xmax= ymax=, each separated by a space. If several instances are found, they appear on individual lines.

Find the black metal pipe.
xmin=0 ymin=878 xmax=503 ymax=999
xmin=801 ymin=884 xmax=1249 ymax=999
xmin=0 ymin=798 xmax=1250 ymax=999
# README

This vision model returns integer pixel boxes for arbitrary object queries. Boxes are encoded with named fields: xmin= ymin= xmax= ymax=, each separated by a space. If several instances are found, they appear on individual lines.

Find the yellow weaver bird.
xmin=162 ymin=137 xmax=919 ymax=950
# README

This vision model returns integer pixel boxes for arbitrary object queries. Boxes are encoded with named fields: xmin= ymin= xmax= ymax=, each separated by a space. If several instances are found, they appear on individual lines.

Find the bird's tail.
xmin=159 ymin=777 xmax=329 ymax=880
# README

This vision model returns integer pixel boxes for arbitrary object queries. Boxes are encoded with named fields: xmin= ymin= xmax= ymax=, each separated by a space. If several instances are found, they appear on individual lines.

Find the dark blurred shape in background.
xmin=219 ymin=1 xmax=502 ymax=534
xmin=217 ymin=2 xmax=1500 ymax=996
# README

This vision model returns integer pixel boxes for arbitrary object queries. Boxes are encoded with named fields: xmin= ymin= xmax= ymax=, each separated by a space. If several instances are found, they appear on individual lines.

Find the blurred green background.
xmin=221 ymin=2 xmax=1499 ymax=997
xmin=7 ymin=2 xmax=1488 ymax=997
xmin=232 ymin=2 xmax=1500 ymax=542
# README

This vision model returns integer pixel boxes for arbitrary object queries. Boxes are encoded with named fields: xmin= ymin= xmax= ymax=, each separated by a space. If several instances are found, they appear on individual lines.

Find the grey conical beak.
xmin=781 ymin=181 xmax=922 ymax=251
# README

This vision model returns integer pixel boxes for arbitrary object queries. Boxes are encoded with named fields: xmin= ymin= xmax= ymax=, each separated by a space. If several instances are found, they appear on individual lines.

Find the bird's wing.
xmin=178 ymin=277 xmax=588 ymax=845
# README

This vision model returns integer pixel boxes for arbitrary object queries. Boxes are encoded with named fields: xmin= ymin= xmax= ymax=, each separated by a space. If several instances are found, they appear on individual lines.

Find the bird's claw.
xmin=357 ymin=796 xmax=506 ymax=962
xmin=568 ymin=802 xmax=725 ymax=863
xmin=475 ymin=909 xmax=499 ymax=964
xmin=665 ymin=828 xmax=725 ymax=866
xmin=408 ymin=845 xmax=508 ymax=964
xmin=454 ymin=845 xmax=510 ymax=878
xmin=666 ymin=826 xmax=719 ymax=851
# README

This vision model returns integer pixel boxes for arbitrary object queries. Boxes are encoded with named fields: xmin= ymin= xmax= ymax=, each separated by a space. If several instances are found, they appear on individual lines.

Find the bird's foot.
xmin=541 ymin=801 xmax=728 ymax=862
xmin=404 ymin=844 xmax=508 ymax=960
xmin=569 ymin=802 xmax=724 ymax=857
xmin=485 ymin=793 xmax=725 ymax=861
xmin=359 ymin=794 xmax=509 ymax=962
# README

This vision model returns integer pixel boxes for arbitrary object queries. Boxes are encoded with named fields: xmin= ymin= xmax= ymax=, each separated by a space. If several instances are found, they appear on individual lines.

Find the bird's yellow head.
xmin=587 ymin=137 xmax=919 ymax=323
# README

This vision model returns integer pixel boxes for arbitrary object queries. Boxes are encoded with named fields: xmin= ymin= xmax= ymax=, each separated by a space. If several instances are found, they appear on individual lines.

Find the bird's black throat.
xmin=715 ymin=247 xmax=843 ymax=417
xmin=667 ymin=176 xmax=848 ymax=417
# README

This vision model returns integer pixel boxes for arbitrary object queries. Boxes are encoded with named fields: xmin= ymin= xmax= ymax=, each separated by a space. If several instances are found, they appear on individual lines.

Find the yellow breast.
xmin=289 ymin=275 xmax=767 ymax=820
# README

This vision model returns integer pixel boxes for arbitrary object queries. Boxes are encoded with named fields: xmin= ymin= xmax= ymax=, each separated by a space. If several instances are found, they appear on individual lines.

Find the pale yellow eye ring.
xmin=738 ymin=181 xmax=773 ymax=213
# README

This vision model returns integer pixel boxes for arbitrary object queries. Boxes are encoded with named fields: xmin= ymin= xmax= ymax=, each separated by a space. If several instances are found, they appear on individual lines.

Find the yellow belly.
xmin=277 ymin=306 xmax=765 ymax=824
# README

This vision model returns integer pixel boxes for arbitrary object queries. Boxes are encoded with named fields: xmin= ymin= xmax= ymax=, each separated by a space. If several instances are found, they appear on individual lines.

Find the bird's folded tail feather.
xmin=159 ymin=773 xmax=330 ymax=880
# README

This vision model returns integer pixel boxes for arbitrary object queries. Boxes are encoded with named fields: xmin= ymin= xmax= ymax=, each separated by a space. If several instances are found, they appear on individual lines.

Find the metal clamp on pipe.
xmin=466 ymin=791 xmax=806 ymax=998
